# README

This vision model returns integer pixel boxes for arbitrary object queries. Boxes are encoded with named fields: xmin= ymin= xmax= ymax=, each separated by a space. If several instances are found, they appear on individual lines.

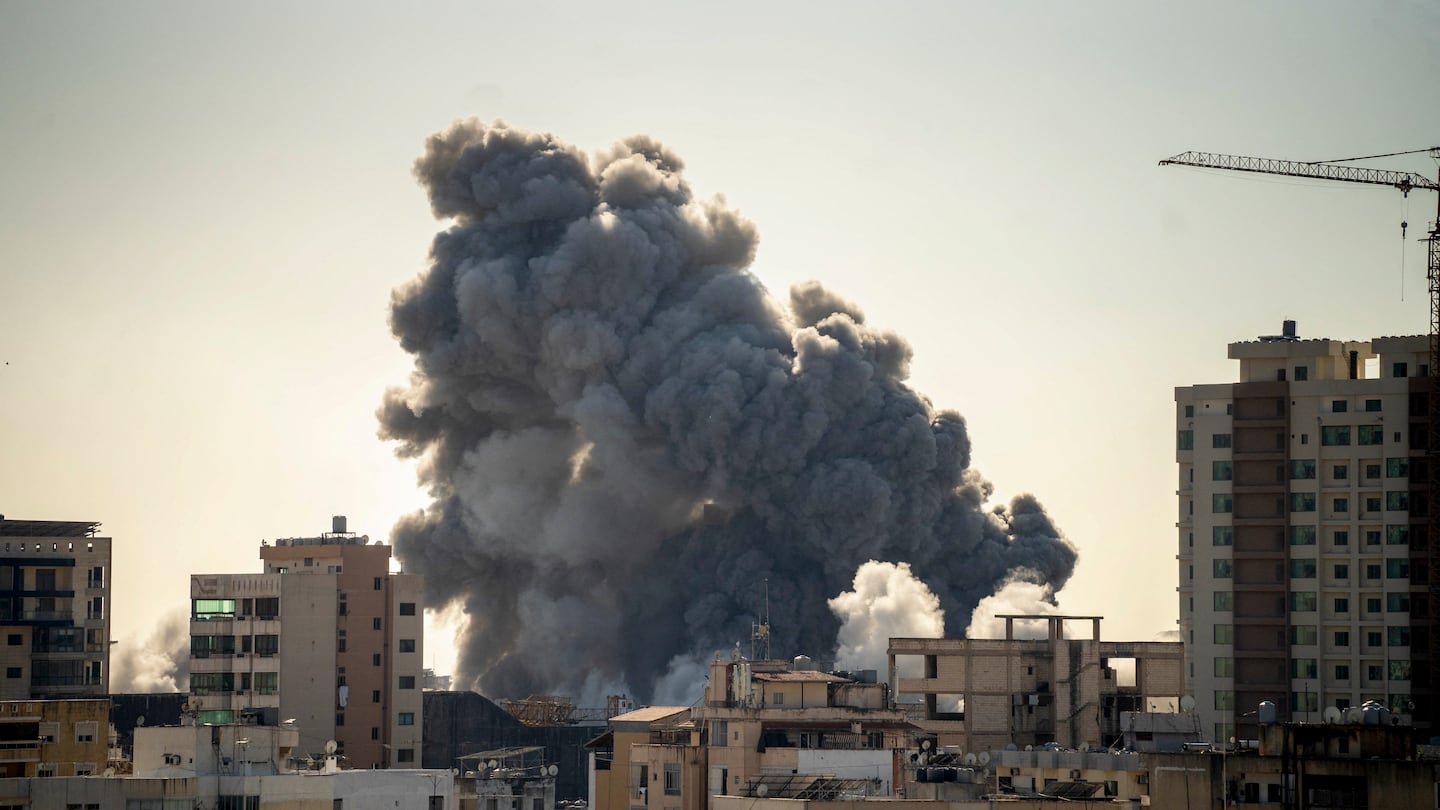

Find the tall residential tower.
xmin=189 ymin=516 xmax=423 ymax=767
xmin=1176 ymin=322 xmax=1428 ymax=742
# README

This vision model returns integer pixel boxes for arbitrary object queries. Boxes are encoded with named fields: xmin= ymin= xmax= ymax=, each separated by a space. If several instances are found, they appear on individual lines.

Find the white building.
xmin=1176 ymin=322 xmax=1427 ymax=742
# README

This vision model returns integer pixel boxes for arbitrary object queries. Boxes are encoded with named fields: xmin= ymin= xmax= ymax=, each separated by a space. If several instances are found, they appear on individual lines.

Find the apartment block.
xmin=189 ymin=516 xmax=423 ymax=768
xmin=889 ymin=616 xmax=1184 ymax=753
xmin=1176 ymin=322 xmax=1430 ymax=742
xmin=0 ymin=698 xmax=108 ymax=778
xmin=0 ymin=519 xmax=110 ymax=700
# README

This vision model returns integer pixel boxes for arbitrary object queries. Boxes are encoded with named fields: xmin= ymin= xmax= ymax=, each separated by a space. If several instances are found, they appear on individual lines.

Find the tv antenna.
xmin=750 ymin=578 xmax=771 ymax=660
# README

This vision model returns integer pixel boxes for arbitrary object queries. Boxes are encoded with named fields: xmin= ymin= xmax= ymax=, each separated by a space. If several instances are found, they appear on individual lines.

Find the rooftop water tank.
xmin=1257 ymin=701 xmax=1276 ymax=724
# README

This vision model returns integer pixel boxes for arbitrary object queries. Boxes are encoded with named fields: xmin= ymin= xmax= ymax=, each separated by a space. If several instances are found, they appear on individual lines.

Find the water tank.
xmin=1345 ymin=706 xmax=1364 ymax=724
xmin=793 ymin=654 xmax=814 ymax=671
xmin=1257 ymin=701 xmax=1277 ymax=724
xmin=1282 ymin=320 xmax=1297 ymax=339
xmin=1361 ymin=701 xmax=1389 ymax=726
xmin=332 ymin=515 xmax=347 ymax=534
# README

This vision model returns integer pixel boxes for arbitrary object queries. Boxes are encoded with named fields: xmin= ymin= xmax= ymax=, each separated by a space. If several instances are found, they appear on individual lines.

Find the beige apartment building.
xmin=189 ymin=517 xmax=423 ymax=768
xmin=0 ymin=698 xmax=109 ymax=778
xmin=0 ymin=519 xmax=111 ymax=701
xmin=888 ymin=615 xmax=1184 ymax=753
xmin=1177 ymin=323 xmax=1431 ymax=742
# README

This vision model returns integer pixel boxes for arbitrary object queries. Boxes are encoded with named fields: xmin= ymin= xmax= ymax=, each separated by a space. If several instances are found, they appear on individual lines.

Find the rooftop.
xmin=0 ymin=519 xmax=102 ymax=538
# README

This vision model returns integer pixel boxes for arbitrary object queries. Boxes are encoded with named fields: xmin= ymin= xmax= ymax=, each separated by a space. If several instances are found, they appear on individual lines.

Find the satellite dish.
xmin=452 ymin=767 xmax=461 ymax=776
xmin=1323 ymin=706 xmax=1342 ymax=723
xmin=136 ymin=716 xmax=146 ymax=727
xmin=962 ymin=753 xmax=976 ymax=766
xmin=547 ymin=764 xmax=559 ymax=777
xmin=919 ymin=739 xmax=933 ymax=751
xmin=103 ymin=767 xmax=115 ymax=777
xmin=1025 ymin=745 xmax=1033 ymax=752
xmin=1180 ymin=695 xmax=1196 ymax=712
xmin=1005 ymin=743 xmax=1018 ymax=751
xmin=324 ymin=740 xmax=338 ymax=755
xmin=977 ymin=752 xmax=991 ymax=766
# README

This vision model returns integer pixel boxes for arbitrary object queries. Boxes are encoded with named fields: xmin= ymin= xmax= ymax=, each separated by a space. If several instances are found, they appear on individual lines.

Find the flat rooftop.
xmin=0 ymin=519 xmax=102 ymax=538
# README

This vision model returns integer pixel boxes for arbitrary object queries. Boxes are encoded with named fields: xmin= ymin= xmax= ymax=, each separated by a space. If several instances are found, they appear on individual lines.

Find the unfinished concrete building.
xmin=888 ymin=615 xmax=1185 ymax=752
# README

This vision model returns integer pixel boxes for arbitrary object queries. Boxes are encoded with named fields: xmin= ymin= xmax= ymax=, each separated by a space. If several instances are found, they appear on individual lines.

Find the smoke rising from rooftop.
xmin=379 ymin=119 xmax=1077 ymax=700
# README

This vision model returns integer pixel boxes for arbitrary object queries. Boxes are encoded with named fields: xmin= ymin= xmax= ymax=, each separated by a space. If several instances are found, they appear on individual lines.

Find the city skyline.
xmin=4 ymin=2 xmax=1440 ymax=695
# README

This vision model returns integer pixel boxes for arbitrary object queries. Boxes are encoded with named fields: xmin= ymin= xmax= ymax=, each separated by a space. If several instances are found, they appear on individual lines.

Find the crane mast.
xmin=1162 ymin=147 xmax=1440 ymax=735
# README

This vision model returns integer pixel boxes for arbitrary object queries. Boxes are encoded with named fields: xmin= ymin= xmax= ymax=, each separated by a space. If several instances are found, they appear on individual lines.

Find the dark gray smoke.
xmin=380 ymin=119 xmax=1077 ymax=701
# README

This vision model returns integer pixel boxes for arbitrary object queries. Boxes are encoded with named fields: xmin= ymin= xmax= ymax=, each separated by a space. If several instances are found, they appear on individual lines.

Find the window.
xmin=1213 ymin=526 xmax=1234 ymax=546
xmin=1358 ymin=425 xmax=1384 ymax=445
xmin=1321 ymin=426 xmax=1350 ymax=446
xmin=1368 ymin=664 xmax=1384 ymax=681
xmin=1213 ymin=592 xmax=1232 ymax=611
xmin=711 ymin=720 xmax=728 ymax=746
xmin=1214 ymin=625 xmax=1233 ymax=644
xmin=372 ymin=653 xmax=381 ymax=666
xmin=255 ymin=635 xmax=279 ymax=656
xmin=1366 ymin=463 xmax=1382 ymax=479
xmin=1290 ymin=493 xmax=1316 ymax=512
xmin=664 ymin=763 xmax=681 ymax=796
xmin=1213 ymin=494 xmax=1233 ymax=513
xmin=1295 ymin=366 xmax=1309 ymax=381
xmin=1386 ymin=457 xmax=1408 ymax=477
xmin=399 ymin=675 xmax=416 ymax=689
xmin=1214 ymin=657 xmax=1233 ymax=677
xmin=1290 ymin=459 xmax=1316 ymax=479
xmin=338 ymin=639 xmax=347 ymax=653
xmin=1177 ymin=431 xmax=1194 ymax=451
xmin=4 ymin=635 xmax=18 ymax=647
xmin=1387 ymin=491 xmax=1409 ymax=511
xmin=1388 ymin=593 xmax=1410 ymax=612
xmin=1366 ymin=563 xmax=1382 ymax=580
xmin=1213 ymin=433 xmax=1232 ymax=449
xmin=1292 ymin=692 xmax=1318 ymax=712
xmin=1333 ymin=564 xmax=1348 ymax=580
xmin=372 ymin=727 xmax=380 ymax=740
xmin=1292 ymin=658 xmax=1317 ymax=678
xmin=399 ymin=602 xmax=416 ymax=616
xmin=1366 ymin=496 xmax=1382 ymax=512
xmin=1184 ymin=405 xmax=1194 ymax=417
xmin=1389 ymin=626 xmax=1411 ymax=647
xmin=75 ymin=721 xmax=97 ymax=744
xmin=372 ymin=690 xmax=381 ymax=703
xmin=396 ymin=749 xmax=414 ymax=763
xmin=373 ymin=577 xmax=383 ymax=591
xmin=1335 ymin=597 xmax=1349 ymax=613
xmin=1289 ymin=592 xmax=1317 ymax=611
xmin=1332 ymin=498 xmax=1348 ymax=513
xmin=1212 ymin=461 xmax=1233 ymax=481
xmin=1394 ymin=361 xmax=1409 ymax=378
xmin=398 ymin=712 xmax=415 ymax=726
xmin=1388 ymin=558 xmax=1410 ymax=578
xmin=399 ymin=639 xmax=416 ymax=653
xmin=1300 ymin=433 xmax=1309 ymax=444
xmin=8 ymin=667 xmax=25 ymax=679
xmin=373 ymin=618 xmax=382 ymax=631
xmin=254 ymin=597 xmax=279 ymax=618
xmin=1213 ymin=560 xmax=1233 ymax=578
xmin=1387 ymin=526 xmax=1409 ymax=545
xmin=1334 ymin=631 xmax=1349 ymax=647
xmin=1214 ymin=690 xmax=1234 ymax=710
xmin=772 ymin=692 xmax=784 ymax=705
xmin=1333 ymin=464 xmax=1348 ymax=480
xmin=1333 ymin=530 xmax=1348 ymax=546
xmin=1390 ymin=661 xmax=1412 ymax=680
xmin=1289 ymin=526 xmax=1316 ymax=545
xmin=1336 ymin=664 xmax=1350 ymax=680
xmin=1365 ymin=398 xmax=1382 ymax=412
xmin=192 ymin=599 xmax=236 ymax=620
xmin=1366 ymin=531 xmax=1382 ymax=547
xmin=1366 ymin=598 xmax=1382 ymax=614
xmin=1331 ymin=400 xmax=1348 ymax=413
xmin=336 ymin=713 xmax=345 ymax=727
xmin=1290 ymin=559 xmax=1316 ymax=578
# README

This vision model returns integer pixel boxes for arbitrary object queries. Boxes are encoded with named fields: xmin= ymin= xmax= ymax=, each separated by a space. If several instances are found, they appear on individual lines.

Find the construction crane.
xmin=1160 ymin=147 xmax=1440 ymax=731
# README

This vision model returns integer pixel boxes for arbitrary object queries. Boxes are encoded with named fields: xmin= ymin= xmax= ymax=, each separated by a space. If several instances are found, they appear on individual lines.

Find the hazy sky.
xmin=3 ymin=1 xmax=1440 ymax=689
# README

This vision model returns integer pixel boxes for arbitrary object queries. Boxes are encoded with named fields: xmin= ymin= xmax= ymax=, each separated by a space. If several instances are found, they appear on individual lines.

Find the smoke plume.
xmin=964 ymin=579 xmax=1064 ymax=640
xmin=379 ymin=119 xmax=1077 ymax=701
xmin=111 ymin=610 xmax=189 ymax=693
xmin=829 ymin=561 xmax=944 ymax=676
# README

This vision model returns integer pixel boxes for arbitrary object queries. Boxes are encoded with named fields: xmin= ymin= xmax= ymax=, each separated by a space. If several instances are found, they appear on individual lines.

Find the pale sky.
xmin=3 ymin=1 xmax=1439 ymax=690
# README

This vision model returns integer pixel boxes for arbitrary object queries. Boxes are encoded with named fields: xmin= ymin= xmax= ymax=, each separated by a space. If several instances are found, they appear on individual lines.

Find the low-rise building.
xmin=0 ymin=698 xmax=108 ymax=778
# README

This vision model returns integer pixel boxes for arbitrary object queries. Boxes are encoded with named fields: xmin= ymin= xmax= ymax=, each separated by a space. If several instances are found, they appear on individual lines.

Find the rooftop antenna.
xmin=750 ymin=578 xmax=771 ymax=660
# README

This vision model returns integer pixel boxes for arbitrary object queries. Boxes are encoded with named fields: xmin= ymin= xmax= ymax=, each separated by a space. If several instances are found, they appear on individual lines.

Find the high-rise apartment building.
xmin=189 ymin=516 xmax=423 ymax=768
xmin=1176 ymin=323 xmax=1428 ymax=742
xmin=0 ymin=519 xmax=110 ymax=700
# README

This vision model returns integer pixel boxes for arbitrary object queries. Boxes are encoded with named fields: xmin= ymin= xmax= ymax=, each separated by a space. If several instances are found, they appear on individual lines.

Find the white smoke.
xmin=110 ymin=610 xmax=189 ymax=693
xmin=650 ymin=654 xmax=710 ymax=706
xmin=829 ymin=561 xmax=944 ymax=676
xmin=964 ymin=579 xmax=1062 ymax=640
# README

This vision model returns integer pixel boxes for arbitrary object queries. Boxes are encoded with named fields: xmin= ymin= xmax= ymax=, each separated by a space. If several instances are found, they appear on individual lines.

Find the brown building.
xmin=0 ymin=698 xmax=108 ymax=778
xmin=888 ymin=615 xmax=1185 ymax=753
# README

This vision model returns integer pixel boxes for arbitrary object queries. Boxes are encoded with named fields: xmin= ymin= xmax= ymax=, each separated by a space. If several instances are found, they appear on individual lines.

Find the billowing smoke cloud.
xmin=829 ymin=561 xmax=944 ymax=676
xmin=111 ymin=610 xmax=189 ymax=693
xmin=964 ymin=579 xmax=1064 ymax=640
xmin=379 ymin=119 xmax=1078 ymax=701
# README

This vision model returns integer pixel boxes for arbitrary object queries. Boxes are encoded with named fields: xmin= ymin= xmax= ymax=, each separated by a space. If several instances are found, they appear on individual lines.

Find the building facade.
xmin=1177 ymin=324 xmax=1431 ymax=742
xmin=189 ymin=517 xmax=424 ymax=768
xmin=0 ymin=519 xmax=111 ymax=701
xmin=888 ymin=616 xmax=1184 ymax=753
xmin=0 ymin=698 xmax=108 ymax=778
